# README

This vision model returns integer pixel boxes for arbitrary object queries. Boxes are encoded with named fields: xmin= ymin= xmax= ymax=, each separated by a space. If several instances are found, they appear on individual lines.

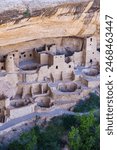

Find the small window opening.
xmin=97 ymin=48 xmax=100 ymax=52
xmin=56 ymin=66 xmax=58 ymax=69
xmin=21 ymin=52 xmax=25 ymax=55
xmin=69 ymin=65 xmax=71 ymax=68
xmin=90 ymin=59 xmax=92 ymax=63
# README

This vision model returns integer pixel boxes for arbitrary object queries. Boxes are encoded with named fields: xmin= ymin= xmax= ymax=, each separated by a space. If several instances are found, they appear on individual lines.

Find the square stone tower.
xmin=85 ymin=36 xmax=99 ymax=66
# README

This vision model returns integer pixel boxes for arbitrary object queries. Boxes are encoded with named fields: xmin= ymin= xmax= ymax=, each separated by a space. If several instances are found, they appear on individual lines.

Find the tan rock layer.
xmin=0 ymin=0 xmax=100 ymax=48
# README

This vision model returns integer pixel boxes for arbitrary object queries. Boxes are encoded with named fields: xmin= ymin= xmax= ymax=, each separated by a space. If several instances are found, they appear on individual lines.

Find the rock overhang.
xmin=0 ymin=0 xmax=100 ymax=48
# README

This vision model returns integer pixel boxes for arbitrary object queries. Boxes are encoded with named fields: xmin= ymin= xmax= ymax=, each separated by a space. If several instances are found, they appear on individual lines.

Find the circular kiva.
xmin=58 ymin=82 xmax=77 ymax=92
xmin=36 ymin=97 xmax=51 ymax=108
xmin=82 ymin=68 xmax=99 ymax=76
xmin=21 ymin=65 xmax=37 ymax=71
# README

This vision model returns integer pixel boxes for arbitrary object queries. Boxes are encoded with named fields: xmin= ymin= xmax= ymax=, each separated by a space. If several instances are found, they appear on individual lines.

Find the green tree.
xmin=62 ymin=115 xmax=79 ymax=130
xmin=68 ymin=126 xmax=81 ymax=150
xmin=37 ymin=125 xmax=62 ymax=150
xmin=8 ymin=140 xmax=23 ymax=150
xmin=68 ymin=112 xmax=100 ymax=150
xmin=9 ymin=128 xmax=37 ymax=150
xmin=19 ymin=129 xmax=37 ymax=150
xmin=79 ymin=112 xmax=99 ymax=150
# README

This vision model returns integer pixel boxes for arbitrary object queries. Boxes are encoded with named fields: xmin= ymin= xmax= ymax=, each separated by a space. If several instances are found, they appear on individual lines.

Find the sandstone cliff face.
xmin=0 ymin=0 xmax=99 ymax=51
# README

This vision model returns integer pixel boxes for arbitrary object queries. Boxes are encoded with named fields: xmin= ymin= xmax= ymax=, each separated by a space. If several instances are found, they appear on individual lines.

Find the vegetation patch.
xmin=23 ymin=8 xmax=31 ymax=18
xmin=73 ymin=93 xmax=100 ymax=113
xmin=8 ymin=111 xmax=100 ymax=150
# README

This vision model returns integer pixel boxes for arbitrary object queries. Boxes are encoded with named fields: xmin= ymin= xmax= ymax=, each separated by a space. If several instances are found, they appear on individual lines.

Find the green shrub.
xmin=23 ymin=8 xmax=31 ymax=18
xmin=62 ymin=115 xmax=79 ymax=130
xmin=9 ymin=128 xmax=37 ymax=150
xmin=73 ymin=93 xmax=100 ymax=113
xmin=8 ymin=140 xmax=23 ymax=150
xmin=37 ymin=124 xmax=63 ymax=150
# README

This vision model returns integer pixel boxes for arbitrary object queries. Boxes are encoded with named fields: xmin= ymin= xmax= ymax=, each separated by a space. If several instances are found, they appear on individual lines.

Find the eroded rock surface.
xmin=0 ymin=0 xmax=99 ymax=50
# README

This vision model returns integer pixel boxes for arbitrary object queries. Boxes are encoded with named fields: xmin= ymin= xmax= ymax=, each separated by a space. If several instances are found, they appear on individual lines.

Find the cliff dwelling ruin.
xmin=0 ymin=0 xmax=100 ymax=131
xmin=0 ymin=36 xmax=100 ymax=124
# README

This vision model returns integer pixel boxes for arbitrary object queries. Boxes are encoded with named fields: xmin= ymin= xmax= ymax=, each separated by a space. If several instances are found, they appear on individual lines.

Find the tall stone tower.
xmin=5 ymin=54 xmax=16 ymax=73
xmin=85 ymin=36 xmax=99 ymax=66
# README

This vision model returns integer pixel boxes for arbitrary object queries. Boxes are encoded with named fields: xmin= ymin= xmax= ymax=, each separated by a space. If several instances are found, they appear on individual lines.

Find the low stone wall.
xmin=52 ymin=88 xmax=91 ymax=101
xmin=10 ymin=103 xmax=36 ymax=119
xmin=88 ymin=80 xmax=99 ymax=88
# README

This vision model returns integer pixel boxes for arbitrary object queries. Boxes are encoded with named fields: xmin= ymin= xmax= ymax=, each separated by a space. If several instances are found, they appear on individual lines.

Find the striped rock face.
xmin=0 ymin=0 xmax=99 ymax=51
